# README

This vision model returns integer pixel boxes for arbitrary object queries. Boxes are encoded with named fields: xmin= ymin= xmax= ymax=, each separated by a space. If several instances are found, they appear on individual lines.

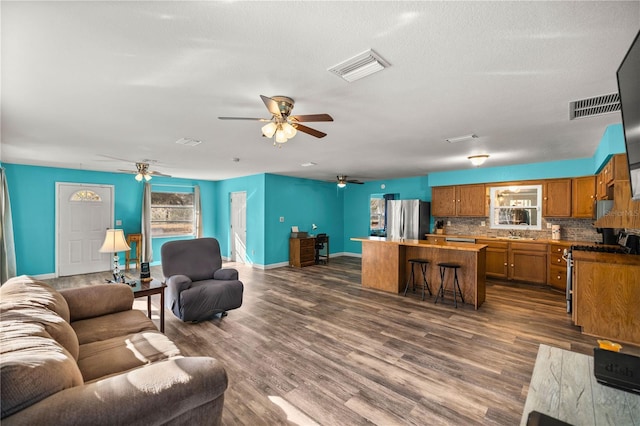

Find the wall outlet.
xmin=279 ymin=216 xmax=284 ymax=223
xmin=546 ymin=223 xmax=552 ymax=229
xmin=115 ymin=219 xmax=122 ymax=226
xmin=480 ymin=221 xmax=486 ymax=227
xmin=447 ymin=220 xmax=451 ymax=226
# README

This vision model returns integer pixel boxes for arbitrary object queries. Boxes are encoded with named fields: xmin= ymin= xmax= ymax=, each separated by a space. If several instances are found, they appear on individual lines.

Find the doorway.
xmin=230 ymin=191 xmax=247 ymax=263
xmin=57 ymin=183 xmax=114 ymax=276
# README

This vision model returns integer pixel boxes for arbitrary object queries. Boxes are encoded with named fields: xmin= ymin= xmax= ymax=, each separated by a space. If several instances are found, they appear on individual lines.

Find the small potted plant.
xmin=435 ymin=220 xmax=445 ymax=235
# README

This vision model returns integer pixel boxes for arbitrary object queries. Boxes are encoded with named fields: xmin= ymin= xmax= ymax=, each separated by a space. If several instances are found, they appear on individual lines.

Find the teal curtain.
xmin=1 ymin=168 xmax=17 ymax=282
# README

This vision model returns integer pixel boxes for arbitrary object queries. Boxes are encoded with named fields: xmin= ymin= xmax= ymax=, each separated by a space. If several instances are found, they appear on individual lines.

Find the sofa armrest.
xmin=60 ymin=284 xmax=133 ymax=322
xmin=2 ymin=357 xmax=228 ymax=426
xmin=214 ymin=268 xmax=238 ymax=281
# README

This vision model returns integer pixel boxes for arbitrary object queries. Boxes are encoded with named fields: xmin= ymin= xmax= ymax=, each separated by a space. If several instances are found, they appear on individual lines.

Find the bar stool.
xmin=125 ymin=233 xmax=142 ymax=271
xmin=403 ymin=259 xmax=432 ymax=300
xmin=435 ymin=262 xmax=464 ymax=308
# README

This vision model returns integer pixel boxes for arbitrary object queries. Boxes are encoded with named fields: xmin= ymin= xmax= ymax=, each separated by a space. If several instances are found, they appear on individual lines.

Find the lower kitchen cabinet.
xmin=508 ymin=242 xmax=548 ymax=284
xmin=476 ymin=239 xmax=508 ymax=279
xmin=548 ymin=243 xmax=569 ymax=290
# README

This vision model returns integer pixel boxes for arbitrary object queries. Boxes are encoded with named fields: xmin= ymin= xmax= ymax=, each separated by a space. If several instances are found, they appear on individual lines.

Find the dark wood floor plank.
xmin=42 ymin=256 xmax=640 ymax=425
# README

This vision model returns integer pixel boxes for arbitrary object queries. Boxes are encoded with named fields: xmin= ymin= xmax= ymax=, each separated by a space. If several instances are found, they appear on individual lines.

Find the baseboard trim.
xmin=31 ymin=273 xmax=57 ymax=280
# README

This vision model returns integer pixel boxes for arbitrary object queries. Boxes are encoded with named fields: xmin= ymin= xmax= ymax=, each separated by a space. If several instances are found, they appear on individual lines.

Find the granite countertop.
xmin=425 ymin=233 xmax=600 ymax=246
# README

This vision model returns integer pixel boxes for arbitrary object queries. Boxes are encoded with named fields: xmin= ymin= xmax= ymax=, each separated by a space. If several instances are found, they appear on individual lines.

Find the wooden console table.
xmin=521 ymin=344 xmax=640 ymax=425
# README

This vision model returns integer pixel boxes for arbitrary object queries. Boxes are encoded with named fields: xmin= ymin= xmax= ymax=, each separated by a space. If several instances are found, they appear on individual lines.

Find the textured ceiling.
xmin=2 ymin=1 xmax=639 ymax=182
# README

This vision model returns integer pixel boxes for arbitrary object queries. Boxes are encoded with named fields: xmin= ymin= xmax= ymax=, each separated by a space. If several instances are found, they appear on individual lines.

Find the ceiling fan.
xmin=119 ymin=162 xmax=171 ymax=181
xmin=336 ymin=175 xmax=364 ymax=188
xmin=218 ymin=95 xmax=333 ymax=147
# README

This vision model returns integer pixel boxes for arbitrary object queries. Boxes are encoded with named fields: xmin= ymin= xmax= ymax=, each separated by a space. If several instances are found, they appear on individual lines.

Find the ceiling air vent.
xmin=328 ymin=49 xmax=390 ymax=82
xmin=569 ymin=93 xmax=620 ymax=120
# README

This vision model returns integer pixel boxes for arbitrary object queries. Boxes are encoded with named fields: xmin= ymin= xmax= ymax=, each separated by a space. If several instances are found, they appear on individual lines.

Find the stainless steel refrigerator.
xmin=386 ymin=200 xmax=431 ymax=240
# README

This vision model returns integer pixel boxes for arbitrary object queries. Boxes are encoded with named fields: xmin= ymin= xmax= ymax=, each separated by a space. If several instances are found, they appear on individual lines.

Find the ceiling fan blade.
xmin=290 ymin=114 xmax=333 ymax=123
xmin=218 ymin=117 xmax=270 ymax=121
xmin=149 ymin=171 xmax=172 ymax=177
xmin=118 ymin=169 xmax=136 ymax=174
xmin=260 ymin=95 xmax=282 ymax=118
xmin=347 ymin=180 xmax=364 ymax=184
xmin=294 ymin=123 xmax=327 ymax=138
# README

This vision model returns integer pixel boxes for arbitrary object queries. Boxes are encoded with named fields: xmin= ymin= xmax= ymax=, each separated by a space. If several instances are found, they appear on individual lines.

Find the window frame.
xmin=150 ymin=190 xmax=196 ymax=237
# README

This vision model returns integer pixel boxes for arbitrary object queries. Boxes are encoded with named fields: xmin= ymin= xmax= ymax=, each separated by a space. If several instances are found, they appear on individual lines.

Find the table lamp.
xmin=99 ymin=229 xmax=131 ymax=283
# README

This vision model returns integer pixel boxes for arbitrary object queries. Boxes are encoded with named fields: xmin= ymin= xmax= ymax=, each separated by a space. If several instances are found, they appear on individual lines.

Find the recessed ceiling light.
xmin=446 ymin=134 xmax=478 ymax=143
xmin=301 ymin=162 xmax=317 ymax=167
xmin=175 ymin=138 xmax=202 ymax=147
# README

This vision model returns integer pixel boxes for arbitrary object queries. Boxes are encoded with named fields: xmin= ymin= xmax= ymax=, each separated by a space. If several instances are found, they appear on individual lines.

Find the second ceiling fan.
xmin=219 ymin=95 xmax=333 ymax=147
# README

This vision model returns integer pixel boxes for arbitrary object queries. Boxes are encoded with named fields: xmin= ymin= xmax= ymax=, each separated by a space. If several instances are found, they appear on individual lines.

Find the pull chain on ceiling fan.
xmin=219 ymin=95 xmax=333 ymax=147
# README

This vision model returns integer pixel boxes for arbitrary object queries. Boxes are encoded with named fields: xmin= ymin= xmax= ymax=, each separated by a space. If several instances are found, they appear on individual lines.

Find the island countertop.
xmin=351 ymin=237 xmax=487 ymax=309
xmin=351 ymin=236 xmax=488 ymax=252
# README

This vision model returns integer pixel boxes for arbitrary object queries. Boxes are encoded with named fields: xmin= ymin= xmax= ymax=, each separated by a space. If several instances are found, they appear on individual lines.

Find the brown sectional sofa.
xmin=0 ymin=276 xmax=228 ymax=425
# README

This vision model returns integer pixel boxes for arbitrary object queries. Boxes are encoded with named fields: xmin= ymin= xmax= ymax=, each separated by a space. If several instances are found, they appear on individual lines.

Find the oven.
xmin=562 ymin=248 xmax=573 ymax=314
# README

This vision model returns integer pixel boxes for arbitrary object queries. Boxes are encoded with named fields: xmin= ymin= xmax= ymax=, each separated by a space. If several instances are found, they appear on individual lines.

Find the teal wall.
xmin=2 ymin=124 xmax=628 ymax=275
xmin=214 ymin=173 xmax=266 ymax=265
xmin=264 ymin=174 xmax=344 ymax=265
xmin=343 ymin=176 xmax=431 ymax=254
xmin=3 ymin=164 xmax=216 ymax=275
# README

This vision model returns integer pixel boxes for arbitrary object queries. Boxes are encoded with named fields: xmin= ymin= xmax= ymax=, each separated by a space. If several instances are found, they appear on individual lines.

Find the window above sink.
xmin=489 ymin=185 xmax=542 ymax=230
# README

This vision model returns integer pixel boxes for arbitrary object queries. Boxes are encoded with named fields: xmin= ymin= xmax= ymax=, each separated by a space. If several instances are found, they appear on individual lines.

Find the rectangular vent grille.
xmin=328 ymin=49 xmax=390 ymax=82
xmin=569 ymin=93 xmax=620 ymax=120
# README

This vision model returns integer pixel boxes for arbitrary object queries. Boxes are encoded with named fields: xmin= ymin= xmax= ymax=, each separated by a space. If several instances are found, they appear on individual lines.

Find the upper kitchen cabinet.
xmin=572 ymin=176 xmax=596 ymax=218
xmin=542 ymin=179 xmax=572 ymax=217
xmin=432 ymin=184 xmax=486 ymax=217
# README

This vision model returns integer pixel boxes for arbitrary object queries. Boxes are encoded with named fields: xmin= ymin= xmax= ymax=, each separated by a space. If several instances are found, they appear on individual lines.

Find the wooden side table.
xmin=125 ymin=233 xmax=142 ymax=271
xmin=130 ymin=278 xmax=166 ymax=333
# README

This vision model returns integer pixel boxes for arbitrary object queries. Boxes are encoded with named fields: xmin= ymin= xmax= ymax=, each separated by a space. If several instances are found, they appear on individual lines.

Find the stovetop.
xmin=570 ymin=245 xmax=629 ymax=254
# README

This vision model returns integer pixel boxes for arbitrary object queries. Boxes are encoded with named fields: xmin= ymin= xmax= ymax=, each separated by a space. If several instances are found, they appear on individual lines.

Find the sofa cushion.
xmin=61 ymin=284 xmax=133 ymax=322
xmin=78 ymin=331 xmax=181 ymax=382
xmin=0 ymin=307 xmax=79 ymax=361
xmin=0 ymin=329 xmax=83 ymax=419
xmin=71 ymin=309 xmax=158 ymax=345
xmin=1 ymin=275 xmax=71 ymax=322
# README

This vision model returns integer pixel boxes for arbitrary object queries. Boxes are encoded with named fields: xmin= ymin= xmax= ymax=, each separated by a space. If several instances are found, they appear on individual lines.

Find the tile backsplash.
xmin=434 ymin=217 xmax=604 ymax=243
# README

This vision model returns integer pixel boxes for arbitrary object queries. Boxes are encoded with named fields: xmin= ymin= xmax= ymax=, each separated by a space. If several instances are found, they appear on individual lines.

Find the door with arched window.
xmin=57 ymin=183 xmax=114 ymax=276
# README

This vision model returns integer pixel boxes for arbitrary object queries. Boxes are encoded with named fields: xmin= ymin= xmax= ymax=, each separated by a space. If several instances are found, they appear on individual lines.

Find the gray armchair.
xmin=161 ymin=238 xmax=244 ymax=322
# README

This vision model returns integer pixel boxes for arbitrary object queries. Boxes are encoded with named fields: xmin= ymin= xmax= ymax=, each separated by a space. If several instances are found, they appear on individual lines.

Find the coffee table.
xmin=129 ymin=278 xmax=167 ymax=333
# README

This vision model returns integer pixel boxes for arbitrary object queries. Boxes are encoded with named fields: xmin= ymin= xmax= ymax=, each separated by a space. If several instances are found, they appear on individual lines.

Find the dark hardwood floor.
xmin=44 ymin=256 xmax=638 ymax=425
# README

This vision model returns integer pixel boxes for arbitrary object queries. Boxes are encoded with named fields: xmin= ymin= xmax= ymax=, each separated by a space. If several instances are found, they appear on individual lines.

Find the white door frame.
xmin=230 ymin=191 xmax=247 ymax=263
xmin=56 ymin=182 xmax=115 ymax=277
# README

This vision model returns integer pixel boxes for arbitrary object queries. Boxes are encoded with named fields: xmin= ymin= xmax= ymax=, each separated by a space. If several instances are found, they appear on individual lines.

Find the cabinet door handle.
xmin=557 ymin=259 xmax=561 ymax=262
xmin=511 ymin=264 xmax=514 ymax=267
xmin=557 ymin=275 xmax=561 ymax=280
xmin=504 ymin=262 xmax=508 ymax=266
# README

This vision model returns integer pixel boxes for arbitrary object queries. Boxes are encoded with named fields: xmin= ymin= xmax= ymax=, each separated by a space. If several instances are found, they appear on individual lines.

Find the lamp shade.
xmin=99 ymin=229 xmax=131 ymax=253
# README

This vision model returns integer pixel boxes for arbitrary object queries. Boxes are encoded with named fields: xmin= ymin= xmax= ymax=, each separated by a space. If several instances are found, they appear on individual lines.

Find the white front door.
xmin=230 ymin=191 xmax=247 ymax=263
xmin=57 ymin=183 xmax=114 ymax=276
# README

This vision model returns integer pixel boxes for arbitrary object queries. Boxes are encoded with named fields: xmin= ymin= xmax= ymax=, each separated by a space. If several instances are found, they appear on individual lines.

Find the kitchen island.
xmin=351 ymin=237 xmax=487 ymax=309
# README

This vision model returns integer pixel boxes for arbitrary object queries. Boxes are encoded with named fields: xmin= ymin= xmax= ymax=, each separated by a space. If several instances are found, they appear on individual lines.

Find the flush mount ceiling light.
xmin=446 ymin=134 xmax=479 ymax=143
xmin=328 ymin=49 xmax=390 ymax=83
xmin=468 ymin=155 xmax=490 ymax=167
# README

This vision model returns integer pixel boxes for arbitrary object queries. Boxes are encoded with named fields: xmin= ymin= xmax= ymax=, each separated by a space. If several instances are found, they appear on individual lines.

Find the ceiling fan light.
xmin=135 ymin=173 xmax=144 ymax=181
xmin=282 ymin=122 xmax=297 ymax=139
xmin=337 ymin=182 xmax=347 ymax=188
xmin=144 ymin=173 xmax=152 ymax=181
xmin=275 ymin=128 xmax=287 ymax=143
xmin=261 ymin=122 xmax=277 ymax=138
xmin=468 ymin=154 xmax=489 ymax=166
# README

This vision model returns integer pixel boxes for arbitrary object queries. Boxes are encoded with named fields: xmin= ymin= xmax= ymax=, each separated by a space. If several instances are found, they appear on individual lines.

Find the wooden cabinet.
xmin=425 ymin=235 xmax=446 ymax=244
xmin=572 ymin=176 xmax=596 ymax=218
xmin=509 ymin=242 xmax=547 ymax=284
xmin=547 ymin=243 xmax=569 ymax=290
xmin=455 ymin=184 xmax=487 ymax=216
xmin=431 ymin=186 xmax=456 ymax=216
xmin=289 ymin=237 xmax=316 ymax=267
xmin=476 ymin=239 xmax=508 ymax=279
xmin=432 ymin=184 xmax=486 ymax=217
xmin=596 ymin=168 xmax=609 ymax=200
xmin=542 ymin=179 xmax=572 ymax=217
